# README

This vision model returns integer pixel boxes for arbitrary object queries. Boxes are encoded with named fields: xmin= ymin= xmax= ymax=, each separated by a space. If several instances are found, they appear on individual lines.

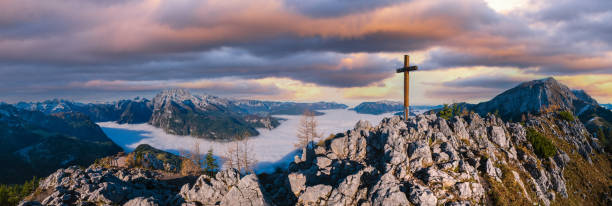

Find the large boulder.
xmin=288 ymin=172 xmax=307 ymax=196
xmin=407 ymin=183 xmax=437 ymax=206
xmin=327 ymin=167 xmax=374 ymax=205
xmin=297 ymin=184 xmax=332 ymax=205
xmin=220 ymin=174 xmax=272 ymax=206
xmin=489 ymin=126 xmax=509 ymax=148
xmin=180 ymin=169 xmax=241 ymax=204
xmin=123 ymin=197 xmax=159 ymax=206
xmin=368 ymin=173 xmax=409 ymax=206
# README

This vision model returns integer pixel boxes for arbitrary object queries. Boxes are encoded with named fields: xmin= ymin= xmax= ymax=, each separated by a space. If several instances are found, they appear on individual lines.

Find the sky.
xmin=0 ymin=0 xmax=611 ymax=105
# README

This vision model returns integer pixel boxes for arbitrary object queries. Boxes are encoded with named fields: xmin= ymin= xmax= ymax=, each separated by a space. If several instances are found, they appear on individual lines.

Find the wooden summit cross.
xmin=396 ymin=55 xmax=418 ymax=120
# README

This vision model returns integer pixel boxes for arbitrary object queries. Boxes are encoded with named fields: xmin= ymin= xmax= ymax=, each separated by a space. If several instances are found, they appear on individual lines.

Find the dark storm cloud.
xmin=0 ymin=0 xmax=499 ymax=64
xmin=237 ymin=32 xmax=439 ymax=57
xmin=1 ymin=0 xmax=612 ymax=102
xmin=422 ymin=0 xmax=612 ymax=74
xmin=533 ymin=0 xmax=612 ymax=22
xmin=0 ymin=48 xmax=399 ymax=89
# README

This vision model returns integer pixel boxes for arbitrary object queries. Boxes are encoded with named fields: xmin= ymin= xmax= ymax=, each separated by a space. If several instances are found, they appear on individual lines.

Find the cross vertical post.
xmin=404 ymin=55 xmax=410 ymax=120
xmin=395 ymin=55 xmax=418 ymax=120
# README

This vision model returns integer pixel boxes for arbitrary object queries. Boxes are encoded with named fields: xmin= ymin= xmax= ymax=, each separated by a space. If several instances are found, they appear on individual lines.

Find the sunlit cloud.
xmin=0 ymin=0 xmax=611 ymax=104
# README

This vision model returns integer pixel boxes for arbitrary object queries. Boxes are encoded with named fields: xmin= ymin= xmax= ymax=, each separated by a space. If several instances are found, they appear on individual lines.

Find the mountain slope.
xmin=0 ymin=104 xmax=122 ymax=184
xmin=23 ymin=112 xmax=612 ymax=205
xmin=16 ymin=90 xmax=348 ymax=140
xmin=16 ymin=98 xmax=153 ymax=124
xmin=149 ymin=89 xmax=274 ymax=140
xmin=438 ymin=77 xmax=612 ymax=143
xmin=470 ymin=77 xmax=584 ymax=120
xmin=350 ymin=100 xmax=404 ymax=114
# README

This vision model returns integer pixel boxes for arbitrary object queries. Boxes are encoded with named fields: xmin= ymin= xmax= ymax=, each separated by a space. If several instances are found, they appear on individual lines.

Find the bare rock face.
xmin=297 ymin=184 xmax=332 ymax=205
xmin=22 ymin=166 xmax=177 ymax=206
xmin=220 ymin=174 xmax=272 ymax=206
xmin=124 ymin=197 xmax=160 ymax=206
xmin=23 ymin=111 xmax=606 ymax=206
xmin=180 ymin=169 xmax=241 ymax=204
xmin=407 ymin=182 xmax=437 ymax=206
xmin=368 ymin=173 xmax=409 ymax=206
xmin=263 ymin=112 xmax=600 ymax=206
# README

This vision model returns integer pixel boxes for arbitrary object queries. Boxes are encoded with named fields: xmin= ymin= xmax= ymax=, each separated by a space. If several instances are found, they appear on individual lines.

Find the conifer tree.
xmin=204 ymin=148 xmax=218 ymax=176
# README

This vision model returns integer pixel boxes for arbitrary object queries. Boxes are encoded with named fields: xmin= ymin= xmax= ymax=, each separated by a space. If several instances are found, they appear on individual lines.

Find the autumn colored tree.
xmin=224 ymin=134 xmax=257 ymax=174
xmin=295 ymin=110 xmax=321 ymax=150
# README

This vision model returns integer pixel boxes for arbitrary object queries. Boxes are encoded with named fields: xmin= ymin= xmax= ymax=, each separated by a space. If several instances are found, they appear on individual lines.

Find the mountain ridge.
xmin=20 ymin=110 xmax=612 ymax=205
xmin=0 ymin=104 xmax=122 ymax=184
xmin=15 ymin=89 xmax=349 ymax=140
xmin=431 ymin=77 xmax=612 ymax=145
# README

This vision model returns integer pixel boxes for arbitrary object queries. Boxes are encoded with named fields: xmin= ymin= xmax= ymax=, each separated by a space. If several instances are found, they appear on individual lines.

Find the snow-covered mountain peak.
xmin=156 ymin=88 xmax=192 ymax=100
xmin=152 ymin=88 xmax=233 ymax=112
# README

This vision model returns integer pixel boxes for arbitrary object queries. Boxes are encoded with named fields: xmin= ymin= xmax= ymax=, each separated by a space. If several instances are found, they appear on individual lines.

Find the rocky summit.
xmin=20 ymin=112 xmax=612 ymax=205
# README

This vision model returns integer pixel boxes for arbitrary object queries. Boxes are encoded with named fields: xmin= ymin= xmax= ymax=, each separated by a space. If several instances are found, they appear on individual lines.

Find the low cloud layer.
xmin=99 ymin=109 xmax=391 ymax=173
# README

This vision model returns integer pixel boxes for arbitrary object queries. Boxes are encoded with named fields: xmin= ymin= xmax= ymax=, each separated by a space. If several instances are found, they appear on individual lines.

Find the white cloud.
xmin=98 ymin=109 xmax=393 ymax=173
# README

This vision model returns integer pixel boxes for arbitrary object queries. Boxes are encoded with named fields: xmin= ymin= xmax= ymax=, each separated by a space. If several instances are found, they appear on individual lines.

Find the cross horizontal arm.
xmin=396 ymin=65 xmax=418 ymax=73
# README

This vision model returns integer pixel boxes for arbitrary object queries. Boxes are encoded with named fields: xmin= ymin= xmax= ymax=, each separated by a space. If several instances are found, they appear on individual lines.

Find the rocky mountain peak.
xmin=151 ymin=88 xmax=231 ymax=111
xmin=23 ymin=111 xmax=611 ymax=205
xmin=154 ymin=88 xmax=192 ymax=102
xmin=471 ymin=77 xmax=589 ymax=121
xmin=508 ymin=77 xmax=575 ymax=99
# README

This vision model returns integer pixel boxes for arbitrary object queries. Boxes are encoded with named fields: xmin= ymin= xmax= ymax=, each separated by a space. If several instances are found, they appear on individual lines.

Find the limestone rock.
xmin=298 ymin=184 xmax=332 ymax=205
xmin=407 ymin=183 xmax=437 ymax=206
xmin=123 ymin=197 xmax=159 ymax=206
xmin=180 ymin=169 xmax=241 ymax=204
xmin=220 ymin=174 xmax=271 ymax=206
xmin=490 ymin=126 xmax=508 ymax=148
xmin=368 ymin=173 xmax=409 ymax=206
xmin=455 ymin=182 xmax=472 ymax=199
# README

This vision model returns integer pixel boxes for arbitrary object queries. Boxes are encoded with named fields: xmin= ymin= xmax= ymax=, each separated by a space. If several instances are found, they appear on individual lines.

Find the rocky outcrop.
xmin=179 ymin=169 xmax=241 ymax=204
xmin=20 ymin=166 xmax=177 ymax=206
xmin=438 ymin=77 xmax=612 ymax=150
xmin=23 ymin=111 xmax=608 ymax=205
xmin=259 ymin=112 xmax=602 ymax=205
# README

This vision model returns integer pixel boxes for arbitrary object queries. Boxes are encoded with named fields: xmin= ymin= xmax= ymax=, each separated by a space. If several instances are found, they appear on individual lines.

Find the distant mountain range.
xmin=15 ymin=89 xmax=348 ymax=140
xmin=148 ymin=89 xmax=276 ymax=140
xmin=15 ymin=98 xmax=153 ymax=124
xmin=23 ymin=99 xmax=612 ymax=205
xmin=0 ymin=103 xmax=122 ymax=184
xmin=351 ymin=100 xmax=442 ymax=115
xmin=602 ymin=104 xmax=612 ymax=110
xmin=432 ymin=77 xmax=612 ymax=138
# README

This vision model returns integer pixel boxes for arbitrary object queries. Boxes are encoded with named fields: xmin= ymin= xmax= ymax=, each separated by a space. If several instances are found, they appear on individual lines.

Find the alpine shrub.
xmin=526 ymin=128 xmax=557 ymax=158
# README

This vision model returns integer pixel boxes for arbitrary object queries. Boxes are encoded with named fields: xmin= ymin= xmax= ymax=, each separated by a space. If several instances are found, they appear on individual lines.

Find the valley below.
xmin=98 ymin=109 xmax=393 ymax=173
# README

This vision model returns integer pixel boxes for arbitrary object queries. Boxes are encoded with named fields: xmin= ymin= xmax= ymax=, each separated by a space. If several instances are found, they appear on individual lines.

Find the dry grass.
xmin=537 ymin=117 xmax=612 ymax=206
xmin=487 ymin=163 xmax=534 ymax=206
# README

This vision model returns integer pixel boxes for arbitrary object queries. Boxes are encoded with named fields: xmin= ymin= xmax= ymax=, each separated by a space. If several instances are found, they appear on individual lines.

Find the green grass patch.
xmin=526 ymin=128 xmax=557 ymax=158
xmin=557 ymin=111 xmax=575 ymax=122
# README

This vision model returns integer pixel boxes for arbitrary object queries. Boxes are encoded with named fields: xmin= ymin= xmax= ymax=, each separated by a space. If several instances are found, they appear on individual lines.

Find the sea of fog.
xmin=98 ymin=109 xmax=393 ymax=173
